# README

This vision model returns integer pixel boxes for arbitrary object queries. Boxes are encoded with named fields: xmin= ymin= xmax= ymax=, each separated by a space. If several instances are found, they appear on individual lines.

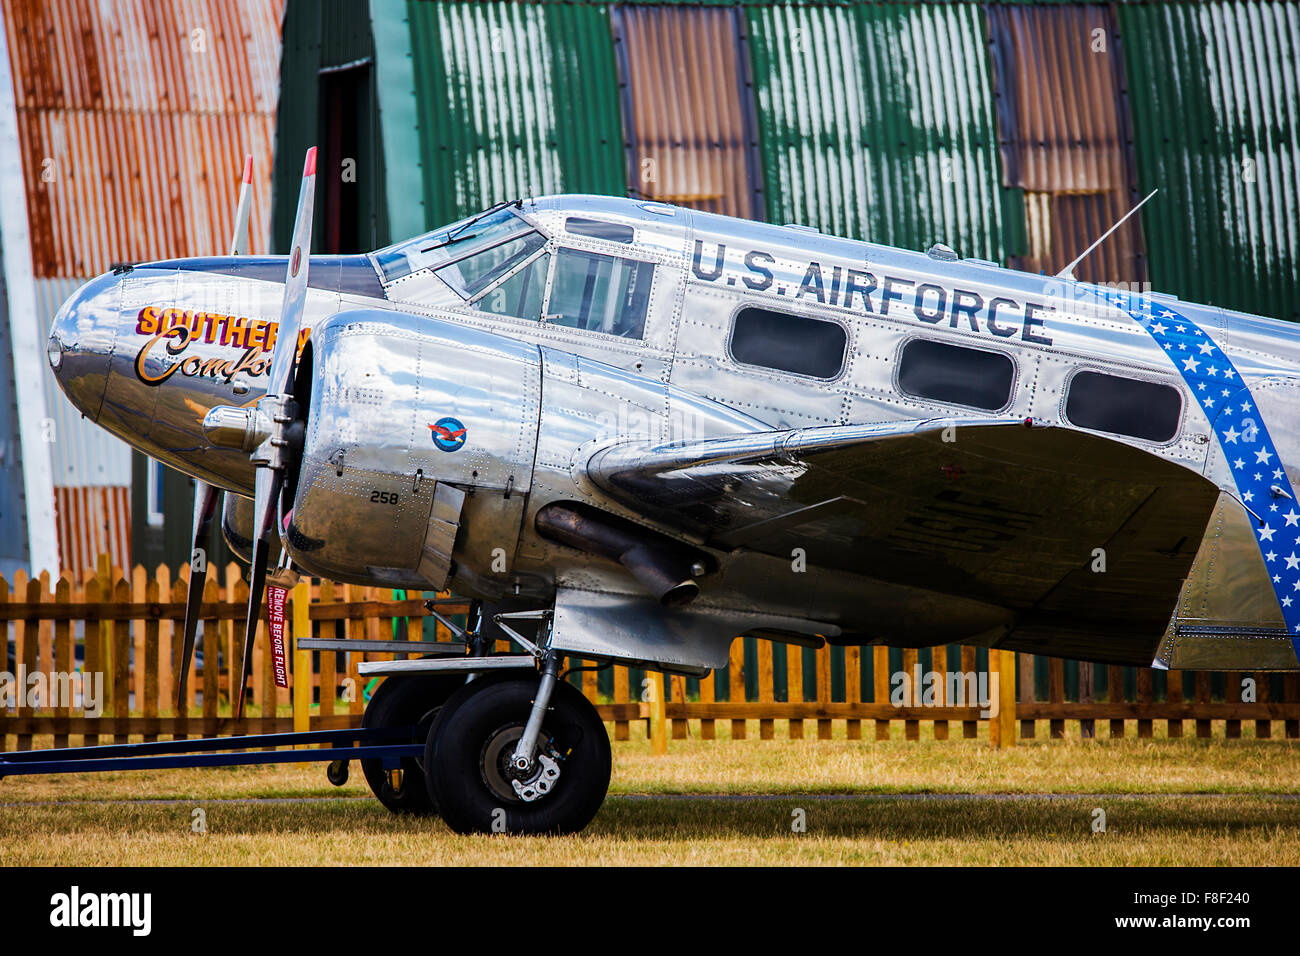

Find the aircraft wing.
xmin=584 ymin=418 xmax=1222 ymax=656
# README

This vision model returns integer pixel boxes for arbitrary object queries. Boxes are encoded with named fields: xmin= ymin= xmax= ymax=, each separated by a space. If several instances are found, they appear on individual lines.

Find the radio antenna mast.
xmin=1055 ymin=188 xmax=1158 ymax=280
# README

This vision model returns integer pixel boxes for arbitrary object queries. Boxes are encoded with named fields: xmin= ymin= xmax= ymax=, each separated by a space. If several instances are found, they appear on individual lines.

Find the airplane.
xmin=45 ymin=147 xmax=1300 ymax=834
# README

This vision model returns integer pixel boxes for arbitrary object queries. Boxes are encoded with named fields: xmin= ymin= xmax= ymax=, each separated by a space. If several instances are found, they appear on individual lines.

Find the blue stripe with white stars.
xmin=1095 ymin=286 xmax=1300 ymax=659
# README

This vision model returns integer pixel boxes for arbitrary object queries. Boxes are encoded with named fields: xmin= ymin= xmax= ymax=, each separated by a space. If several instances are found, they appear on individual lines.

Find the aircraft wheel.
xmin=361 ymin=674 xmax=463 ymax=815
xmin=424 ymin=673 xmax=611 ymax=835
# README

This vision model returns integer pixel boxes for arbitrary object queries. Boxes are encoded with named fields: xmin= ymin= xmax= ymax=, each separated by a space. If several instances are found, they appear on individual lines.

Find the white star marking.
xmin=1256 ymin=448 xmax=1275 ymax=465
xmin=1182 ymin=356 xmax=1200 ymax=372
xmin=1260 ymin=524 xmax=1276 ymax=542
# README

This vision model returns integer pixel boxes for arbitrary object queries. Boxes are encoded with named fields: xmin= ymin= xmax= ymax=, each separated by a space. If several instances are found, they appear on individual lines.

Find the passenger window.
xmin=566 ymin=217 xmax=635 ymax=244
xmin=898 ymin=339 xmax=1014 ymax=410
xmin=435 ymin=231 xmax=546 ymax=297
xmin=546 ymin=248 xmax=654 ymax=338
xmin=475 ymin=253 xmax=549 ymax=321
xmin=730 ymin=308 xmax=846 ymax=379
xmin=1065 ymin=370 xmax=1181 ymax=442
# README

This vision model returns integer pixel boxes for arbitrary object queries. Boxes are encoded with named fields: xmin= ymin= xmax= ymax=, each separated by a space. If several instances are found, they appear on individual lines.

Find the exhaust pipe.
xmin=535 ymin=502 xmax=711 ymax=607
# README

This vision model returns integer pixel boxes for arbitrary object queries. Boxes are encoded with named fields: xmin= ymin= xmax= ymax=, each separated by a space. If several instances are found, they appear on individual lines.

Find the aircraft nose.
xmin=47 ymin=271 xmax=120 ymax=422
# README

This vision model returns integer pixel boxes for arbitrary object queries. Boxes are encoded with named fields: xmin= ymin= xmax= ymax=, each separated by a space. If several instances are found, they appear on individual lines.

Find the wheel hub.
xmin=480 ymin=724 xmax=562 ymax=804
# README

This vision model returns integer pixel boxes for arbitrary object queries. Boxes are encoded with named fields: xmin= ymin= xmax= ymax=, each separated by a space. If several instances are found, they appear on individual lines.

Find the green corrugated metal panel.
xmin=746 ymin=2 xmax=1010 ymax=260
xmin=273 ymin=0 xmax=323 ymax=252
xmin=406 ymin=0 xmax=625 ymax=229
xmin=1121 ymin=2 xmax=1300 ymax=323
xmin=372 ymin=0 xmax=424 ymax=243
xmin=320 ymin=0 xmax=377 ymax=68
xmin=273 ymin=0 xmax=388 ymax=252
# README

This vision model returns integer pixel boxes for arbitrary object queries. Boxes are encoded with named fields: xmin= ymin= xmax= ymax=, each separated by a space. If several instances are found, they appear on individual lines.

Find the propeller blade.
xmin=235 ymin=146 xmax=316 ymax=719
xmin=229 ymin=154 xmax=254 ymax=256
xmin=267 ymin=146 xmax=316 ymax=397
xmin=236 ymin=467 xmax=282 ymax=719
xmin=176 ymin=481 xmax=219 ymax=707
xmin=237 ymin=531 xmax=273 ymax=719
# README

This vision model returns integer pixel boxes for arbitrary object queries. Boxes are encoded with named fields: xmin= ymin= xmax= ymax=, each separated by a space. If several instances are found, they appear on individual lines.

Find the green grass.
xmin=1 ymin=723 xmax=1297 ymax=865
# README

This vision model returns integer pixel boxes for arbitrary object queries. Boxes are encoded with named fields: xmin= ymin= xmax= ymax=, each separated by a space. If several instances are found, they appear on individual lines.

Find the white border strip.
xmin=0 ymin=7 xmax=59 ymax=575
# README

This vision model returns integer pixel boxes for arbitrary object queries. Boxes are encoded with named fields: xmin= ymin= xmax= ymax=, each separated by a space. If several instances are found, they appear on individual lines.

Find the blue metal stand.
xmin=0 ymin=727 xmax=422 ymax=777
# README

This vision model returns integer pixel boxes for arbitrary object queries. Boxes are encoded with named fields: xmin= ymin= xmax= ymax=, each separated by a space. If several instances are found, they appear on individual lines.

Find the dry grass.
xmin=1 ymin=722 xmax=1297 ymax=865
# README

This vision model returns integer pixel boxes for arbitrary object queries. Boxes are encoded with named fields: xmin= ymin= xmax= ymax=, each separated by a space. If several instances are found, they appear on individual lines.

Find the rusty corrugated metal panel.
xmin=1121 ymin=1 xmax=1300 ymax=322
xmin=2 ymin=0 xmax=284 ymax=277
xmin=611 ymin=4 xmax=763 ymax=221
xmin=746 ymin=2 xmax=1008 ymax=258
xmin=986 ymin=4 xmax=1145 ymax=284
xmin=55 ymin=485 xmax=130 ymax=576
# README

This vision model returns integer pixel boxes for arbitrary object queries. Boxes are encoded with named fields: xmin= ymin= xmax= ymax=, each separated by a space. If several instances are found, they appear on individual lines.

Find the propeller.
xmin=233 ymin=146 xmax=317 ymax=718
xmin=177 ymin=154 xmax=255 ymax=709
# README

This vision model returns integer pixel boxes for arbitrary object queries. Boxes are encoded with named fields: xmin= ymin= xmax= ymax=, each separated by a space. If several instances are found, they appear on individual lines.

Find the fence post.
xmin=990 ymin=648 xmax=1017 ymax=748
xmin=649 ymin=670 xmax=667 ymax=755
xmin=292 ymin=579 xmax=312 ymax=737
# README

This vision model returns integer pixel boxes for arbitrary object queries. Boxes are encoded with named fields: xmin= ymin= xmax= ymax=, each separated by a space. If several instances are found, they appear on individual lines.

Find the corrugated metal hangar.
xmin=1 ymin=0 xmax=1297 ymax=576
xmin=0 ymin=0 xmax=283 ymax=576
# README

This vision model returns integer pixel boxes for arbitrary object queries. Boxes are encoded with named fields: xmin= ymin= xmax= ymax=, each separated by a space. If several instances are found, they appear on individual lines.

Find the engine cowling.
xmin=283 ymin=310 xmax=542 ymax=589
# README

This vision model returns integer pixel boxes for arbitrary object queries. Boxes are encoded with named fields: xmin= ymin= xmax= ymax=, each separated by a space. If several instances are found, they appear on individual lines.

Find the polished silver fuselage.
xmin=48 ymin=195 xmax=1300 ymax=671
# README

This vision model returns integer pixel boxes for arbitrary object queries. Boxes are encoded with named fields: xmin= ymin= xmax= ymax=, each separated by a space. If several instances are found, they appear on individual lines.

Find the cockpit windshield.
xmin=371 ymin=205 xmax=538 ymax=286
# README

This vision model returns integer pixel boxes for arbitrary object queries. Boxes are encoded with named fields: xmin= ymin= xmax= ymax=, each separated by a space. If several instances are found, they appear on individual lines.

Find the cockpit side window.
xmin=436 ymin=231 xmax=546 ymax=297
xmin=371 ymin=206 xmax=535 ymax=284
xmin=545 ymin=248 xmax=654 ymax=339
xmin=473 ymin=252 xmax=550 ymax=321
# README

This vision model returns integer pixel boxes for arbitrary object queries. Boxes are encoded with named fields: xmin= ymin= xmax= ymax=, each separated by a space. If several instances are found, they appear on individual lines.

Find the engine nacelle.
xmin=221 ymin=491 xmax=281 ymax=565
xmin=284 ymin=310 xmax=542 ymax=589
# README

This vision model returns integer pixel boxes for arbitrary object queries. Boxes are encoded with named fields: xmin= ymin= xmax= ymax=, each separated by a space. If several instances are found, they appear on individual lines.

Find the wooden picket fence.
xmin=2 ymin=560 xmax=1299 ymax=753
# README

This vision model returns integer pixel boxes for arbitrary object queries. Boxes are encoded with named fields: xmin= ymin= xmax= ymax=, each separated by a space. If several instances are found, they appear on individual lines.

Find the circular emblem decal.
xmin=290 ymin=246 xmax=302 ymax=278
xmin=429 ymin=417 xmax=467 ymax=453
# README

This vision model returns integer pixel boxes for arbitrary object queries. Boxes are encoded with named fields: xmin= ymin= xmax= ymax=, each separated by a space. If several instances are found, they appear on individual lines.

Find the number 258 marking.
xmin=370 ymin=490 xmax=399 ymax=505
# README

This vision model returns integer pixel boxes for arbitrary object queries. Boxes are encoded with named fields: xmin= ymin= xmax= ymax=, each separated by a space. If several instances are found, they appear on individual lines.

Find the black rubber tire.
xmin=424 ymin=674 xmax=611 ymax=835
xmin=361 ymin=674 xmax=463 ymax=815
